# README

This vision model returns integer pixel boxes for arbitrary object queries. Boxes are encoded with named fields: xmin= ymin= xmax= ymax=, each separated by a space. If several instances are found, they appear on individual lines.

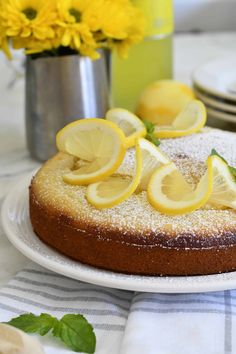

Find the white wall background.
xmin=174 ymin=0 xmax=236 ymax=32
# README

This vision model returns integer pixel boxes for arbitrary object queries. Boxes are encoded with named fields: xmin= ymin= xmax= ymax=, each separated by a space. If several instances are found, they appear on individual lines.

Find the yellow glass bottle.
xmin=111 ymin=0 xmax=173 ymax=112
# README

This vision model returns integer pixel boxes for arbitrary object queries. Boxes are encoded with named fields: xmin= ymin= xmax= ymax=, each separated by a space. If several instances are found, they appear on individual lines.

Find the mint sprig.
xmin=5 ymin=313 xmax=96 ymax=353
xmin=143 ymin=120 xmax=161 ymax=147
xmin=7 ymin=313 xmax=56 ymax=336
xmin=210 ymin=149 xmax=236 ymax=180
xmin=53 ymin=315 xmax=96 ymax=354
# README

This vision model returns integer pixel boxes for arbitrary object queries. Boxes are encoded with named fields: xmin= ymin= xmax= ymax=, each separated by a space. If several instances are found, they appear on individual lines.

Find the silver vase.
xmin=25 ymin=53 xmax=109 ymax=161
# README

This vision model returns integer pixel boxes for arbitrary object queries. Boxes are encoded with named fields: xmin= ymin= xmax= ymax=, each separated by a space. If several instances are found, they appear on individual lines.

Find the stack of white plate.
xmin=192 ymin=57 xmax=236 ymax=131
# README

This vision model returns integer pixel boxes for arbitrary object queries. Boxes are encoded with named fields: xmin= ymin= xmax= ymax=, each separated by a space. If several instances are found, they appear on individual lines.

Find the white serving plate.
xmin=2 ymin=174 xmax=236 ymax=293
xmin=193 ymin=56 xmax=236 ymax=101
xmin=194 ymin=87 xmax=236 ymax=114
xmin=206 ymin=106 xmax=236 ymax=123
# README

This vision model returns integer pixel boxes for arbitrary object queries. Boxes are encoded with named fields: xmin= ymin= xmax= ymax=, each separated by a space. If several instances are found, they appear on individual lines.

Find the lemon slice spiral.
xmin=56 ymin=118 xmax=127 ymax=185
xmin=86 ymin=142 xmax=143 ymax=209
xmin=154 ymin=100 xmax=206 ymax=138
xmin=147 ymin=158 xmax=213 ymax=215
xmin=106 ymin=108 xmax=146 ymax=148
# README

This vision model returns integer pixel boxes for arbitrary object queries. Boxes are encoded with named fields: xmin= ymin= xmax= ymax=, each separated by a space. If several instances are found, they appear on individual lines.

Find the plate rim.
xmin=2 ymin=173 xmax=236 ymax=294
xmin=206 ymin=106 xmax=236 ymax=123
xmin=194 ymin=87 xmax=236 ymax=114
xmin=192 ymin=56 xmax=236 ymax=101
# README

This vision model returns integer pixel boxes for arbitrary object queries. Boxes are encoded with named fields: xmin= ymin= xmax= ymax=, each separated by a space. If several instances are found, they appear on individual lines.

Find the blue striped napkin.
xmin=0 ymin=262 xmax=235 ymax=354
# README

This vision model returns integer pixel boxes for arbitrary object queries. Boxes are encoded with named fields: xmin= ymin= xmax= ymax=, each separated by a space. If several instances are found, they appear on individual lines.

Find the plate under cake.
xmin=29 ymin=128 xmax=236 ymax=276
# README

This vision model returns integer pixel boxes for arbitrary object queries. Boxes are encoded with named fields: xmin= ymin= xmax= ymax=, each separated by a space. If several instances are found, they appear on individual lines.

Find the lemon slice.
xmin=137 ymin=138 xmax=170 ymax=192
xmin=154 ymin=100 xmax=206 ymax=138
xmin=86 ymin=142 xmax=142 ymax=209
xmin=56 ymin=119 xmax=126 ymax=185
xmin=106 ymin=108 xmax=146 ymax=148
xmin=208 ymin=155 xmax=236 ymax=209
xmin=147 ymin=157 xmax=213 ymax=215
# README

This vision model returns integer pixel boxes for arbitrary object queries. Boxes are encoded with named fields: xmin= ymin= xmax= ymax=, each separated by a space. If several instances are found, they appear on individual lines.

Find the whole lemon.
xmin=136 ymin=80 xmax=195 ymax=125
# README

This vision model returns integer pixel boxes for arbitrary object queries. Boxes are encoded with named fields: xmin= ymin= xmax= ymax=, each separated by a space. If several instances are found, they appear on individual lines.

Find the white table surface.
xmin=0 ymin=32 xmax=236 ymax=287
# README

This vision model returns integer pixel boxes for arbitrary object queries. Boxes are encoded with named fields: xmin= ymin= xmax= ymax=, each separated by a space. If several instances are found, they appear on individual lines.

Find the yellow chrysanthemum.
xmin=109 ymin=7 xmax=145 ymax=58
xmin=0 ymin=11 xmax=11 ymax=58
xmin=57 ymin=0 xmax=90 ymax=24
xmin=0 ymin=33 xmax=11 ymax=59
xmin=12 ymin=35 xmax=62 ymax=54
xmin=79 ymin=43 xmax=100 ymax=60
xmin=57 ymin=0 xmax=97 ymax=56
xmin=84 ymin=0 xmax=144 ymax=40
xmin=0 ymin=0 xmax=144 ymax=59
xmin=1 ymin=0 xmax=57 ymax=40
xmin=58 ymin=23 xmax=94 ymax=51
xmin=83 ymin=0 xmax=145 ymax=57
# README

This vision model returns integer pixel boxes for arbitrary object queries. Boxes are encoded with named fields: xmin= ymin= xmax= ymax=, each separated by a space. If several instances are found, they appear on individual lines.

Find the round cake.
xmin=29 ymin=128 xmax=236 ymax=276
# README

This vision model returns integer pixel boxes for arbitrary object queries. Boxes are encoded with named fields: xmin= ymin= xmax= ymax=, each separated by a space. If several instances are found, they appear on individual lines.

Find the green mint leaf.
xmin=146 ymin=133 xmax=161 ymax=147
xmin=210 ymin=149 xmax=236 ymax=180
xmin=5 ymin=313 xmax=96 ymax=353
xmin=7 ymin=313 xmax=57 ymax=336
xmin=143 ymin=120 xmax=155 ymax=134
xmin=143 ymin=120 xmax=161 ymax=146
xmin=53 ymin=314 xmax=96 ymax=354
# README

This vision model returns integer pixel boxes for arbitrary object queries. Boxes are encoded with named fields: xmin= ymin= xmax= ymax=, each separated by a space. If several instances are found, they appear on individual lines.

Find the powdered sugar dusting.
xmin=161 ymin=128 xmax=236 ymax=165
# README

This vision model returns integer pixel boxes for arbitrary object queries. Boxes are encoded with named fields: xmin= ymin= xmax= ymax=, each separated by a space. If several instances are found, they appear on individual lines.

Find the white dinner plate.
xmin=2 ymin=174 xmax=236 ymax=294
xmin=193 ymin=56 xmax=236 ymax=101
xmin=194 ymin=87 xmax=236 ymax=114
xmin=206 ymin=106 xmax=236 ymax=123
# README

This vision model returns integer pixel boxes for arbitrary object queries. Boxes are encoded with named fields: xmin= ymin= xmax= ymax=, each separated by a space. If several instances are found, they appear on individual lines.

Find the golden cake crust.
xmin=29 ymin=129 xmax=236 ymax=275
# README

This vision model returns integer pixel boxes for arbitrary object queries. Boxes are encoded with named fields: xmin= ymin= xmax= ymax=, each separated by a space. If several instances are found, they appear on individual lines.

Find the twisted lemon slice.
xmin=137 ymin=138 xmax=170 ymax=192
xmin=86 ymin=141 xmax=142 ymax=209
xmin=56 ymin=119 xmax=126 ymax=185
xmin=209 ymin=155 xmax=236 ymax=209
xmin=154 ymin=100 xmax=206 ymax=138
xmin=147 ymin=157 xmax=214 ymax=215
xmin=148 ymin=154 xmax=236 ymax=215
xmin=106 ymin=108 xmax=146 ymax=148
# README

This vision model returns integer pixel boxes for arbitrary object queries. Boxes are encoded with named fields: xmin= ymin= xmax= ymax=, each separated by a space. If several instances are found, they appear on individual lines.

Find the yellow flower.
xmin=1 ymin=0 xmax=57 ymax=40
xmin=12 ymin=35 xmax=62 ymax=54
xmin=57 ymin=0 xmax=90 ymax=24
xmin=82 ymin=0 xmax=145 ymax=57
xmin=57 ymin=0 xmax=97 ymax=56
xmin=110 ymin=6 xmax=145 ymax=58
xmin=0 ymin=4 xmax=11 ymax=58
xmin=0 ymin=30 xmax=11 ymax=59
xmin=58 ymin=23 xmax=94 ymax=51
xmin=0 ymin=0 xmax=144 ymax=60
xmin=80 ymin=43 xmax=100 ymax=60
xmin=84 ymin=0 xmax=144 ymax=40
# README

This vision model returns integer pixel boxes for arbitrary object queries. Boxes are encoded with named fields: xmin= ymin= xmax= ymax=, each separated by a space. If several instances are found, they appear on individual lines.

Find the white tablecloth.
xmin=0 ymin=262 xmax=235 ymax=354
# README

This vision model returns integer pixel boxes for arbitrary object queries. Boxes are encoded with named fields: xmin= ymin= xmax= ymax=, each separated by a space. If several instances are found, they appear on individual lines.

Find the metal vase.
xmin=25 ymin=53 xmax=109 ymax=161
